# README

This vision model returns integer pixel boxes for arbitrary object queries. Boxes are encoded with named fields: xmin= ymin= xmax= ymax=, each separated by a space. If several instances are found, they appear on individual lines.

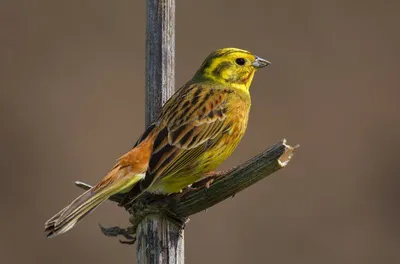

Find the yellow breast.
xmin=150 ymin=92 xmax=251 ymax=194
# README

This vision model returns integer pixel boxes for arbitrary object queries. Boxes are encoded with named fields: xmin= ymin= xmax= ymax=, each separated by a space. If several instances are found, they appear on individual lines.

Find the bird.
xmin=44 ymin=47 xmax=270 ymax=238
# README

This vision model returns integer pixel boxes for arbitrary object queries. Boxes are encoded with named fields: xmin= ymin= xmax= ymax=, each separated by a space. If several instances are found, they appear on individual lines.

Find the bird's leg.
xmin=191 ymin=171 xmax=224 ymax=189
xmin=204 ymin=178 xmax=214 ymax=189
xmin=182 ymin=184 xmax=198 ymax=193
xmin=99 ymin=224 xmax=136 ymax=244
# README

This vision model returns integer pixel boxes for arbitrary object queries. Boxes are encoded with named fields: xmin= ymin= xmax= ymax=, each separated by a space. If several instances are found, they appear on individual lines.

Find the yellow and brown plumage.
xmin=44 ymin=47 xmax=270 ymax=237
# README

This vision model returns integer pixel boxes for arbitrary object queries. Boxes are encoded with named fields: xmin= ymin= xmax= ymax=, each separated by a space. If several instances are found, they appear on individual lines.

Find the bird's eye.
xmin=235 ymin=58 xmax=246 ymax=66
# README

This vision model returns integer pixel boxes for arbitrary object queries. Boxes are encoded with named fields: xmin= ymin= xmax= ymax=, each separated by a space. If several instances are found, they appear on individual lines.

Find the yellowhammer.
xmin=45 ymin=47 xmax=270 ymax=238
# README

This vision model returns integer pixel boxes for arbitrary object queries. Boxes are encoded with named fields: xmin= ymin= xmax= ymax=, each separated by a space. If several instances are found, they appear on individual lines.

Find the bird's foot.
xmin=99 ymin=224 xmax=136 ymax=244
xmin=191 ymin=174 xmax=218 ymax=189
xmin=174 ymin=185 xmax=198 ymax=198
xmin=204 ymin=178 xmax=214 ymax=189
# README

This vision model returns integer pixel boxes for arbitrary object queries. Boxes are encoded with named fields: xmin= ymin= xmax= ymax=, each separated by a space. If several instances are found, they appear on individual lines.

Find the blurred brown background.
xmin=1 ymin=0 xmax=399 ymax=263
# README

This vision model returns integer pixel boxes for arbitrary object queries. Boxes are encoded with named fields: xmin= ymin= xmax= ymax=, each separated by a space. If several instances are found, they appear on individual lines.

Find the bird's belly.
xmin=149 ymin=126 xmax=245 ymax=194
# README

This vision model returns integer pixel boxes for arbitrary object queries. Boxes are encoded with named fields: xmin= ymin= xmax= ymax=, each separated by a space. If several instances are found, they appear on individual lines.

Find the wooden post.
xmin=136 ymin=215 xmax=184 ymax=264
xmin=140 ymin=0 xmax=180 ymax=263
xmin=145 ymin=0 xmax=175 ymax=126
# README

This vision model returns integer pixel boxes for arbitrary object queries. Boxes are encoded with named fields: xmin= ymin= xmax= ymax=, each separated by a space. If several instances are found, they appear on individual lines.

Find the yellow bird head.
xmin=194 ymin=47 xmax=270 ymax=91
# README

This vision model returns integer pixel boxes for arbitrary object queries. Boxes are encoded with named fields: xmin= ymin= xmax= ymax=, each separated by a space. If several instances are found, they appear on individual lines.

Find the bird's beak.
xmin=252 ymin=56 xmax=271 ymax=68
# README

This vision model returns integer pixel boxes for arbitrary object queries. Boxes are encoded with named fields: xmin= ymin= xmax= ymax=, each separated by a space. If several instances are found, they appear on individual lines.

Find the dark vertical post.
xmin=145 ymin=0 xmax=175 ymax=126
xmin=138 ymin=0 xmax=182 ymax=263
xmin=136 ymin=215 xmax=184 ymax=264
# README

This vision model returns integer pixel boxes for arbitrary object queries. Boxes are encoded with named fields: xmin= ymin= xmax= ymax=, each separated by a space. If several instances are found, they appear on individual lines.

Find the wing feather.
xmin=146 ymin=86 xmax=233 ymax=188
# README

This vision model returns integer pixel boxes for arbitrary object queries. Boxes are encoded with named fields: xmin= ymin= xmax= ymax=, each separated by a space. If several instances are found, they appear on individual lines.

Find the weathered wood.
xmin=137 ymin=215 xmax=184 ymax=264
xmin=145 ymin=0 xmax=175 ymax=126
xmin=171 ymin=140 xmax=297 ymax=217
xmin=142 ymin=0 xmax=178 ymax=263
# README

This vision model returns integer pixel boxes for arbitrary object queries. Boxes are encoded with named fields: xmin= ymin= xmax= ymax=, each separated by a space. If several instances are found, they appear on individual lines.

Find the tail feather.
xmin=44 ymin=173 xmax=145 ymax=238
xmin=45 ymin=188 xmax=108 ymax=238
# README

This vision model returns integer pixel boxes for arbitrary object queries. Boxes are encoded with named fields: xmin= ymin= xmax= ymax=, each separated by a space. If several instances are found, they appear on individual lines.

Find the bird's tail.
xmin=44 ymin=171 xmax=144 ymax=238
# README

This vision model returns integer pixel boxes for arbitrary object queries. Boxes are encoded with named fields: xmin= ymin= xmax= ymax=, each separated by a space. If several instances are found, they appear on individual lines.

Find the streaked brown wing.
xmin=142 ymin=86 xmax=233 ymax=189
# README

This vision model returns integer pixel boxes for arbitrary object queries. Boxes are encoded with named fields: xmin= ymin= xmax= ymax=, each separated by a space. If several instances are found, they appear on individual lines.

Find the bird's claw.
xmin=204 ymin=178 xmax=214 ymax=189
xmin=191 ymin=174 xmax=218 ymax=189
xmin=99 ymin=224 xmax=136 ymax=244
